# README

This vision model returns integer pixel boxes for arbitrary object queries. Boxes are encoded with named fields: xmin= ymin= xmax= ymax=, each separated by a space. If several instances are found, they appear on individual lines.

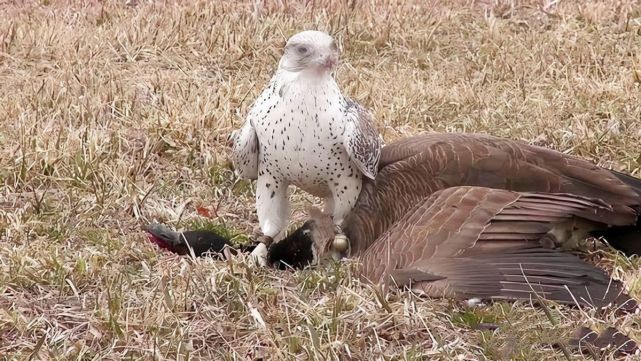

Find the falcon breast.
xmin=230 ymin=30 xmax=383 ymax=264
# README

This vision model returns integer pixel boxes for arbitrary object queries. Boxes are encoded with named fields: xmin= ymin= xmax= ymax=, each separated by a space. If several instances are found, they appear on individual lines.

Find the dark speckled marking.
xmin=231 ymin=33 xmax=383 ymax=240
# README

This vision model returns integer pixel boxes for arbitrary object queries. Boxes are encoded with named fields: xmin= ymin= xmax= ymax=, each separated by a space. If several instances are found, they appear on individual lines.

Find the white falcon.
xmin=231 ymin=30 xmax=383 ymax=264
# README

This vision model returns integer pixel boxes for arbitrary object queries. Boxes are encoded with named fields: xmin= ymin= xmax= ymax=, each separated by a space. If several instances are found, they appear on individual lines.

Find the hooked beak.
xmin=317 ymin=53 xmax=339 ymax=71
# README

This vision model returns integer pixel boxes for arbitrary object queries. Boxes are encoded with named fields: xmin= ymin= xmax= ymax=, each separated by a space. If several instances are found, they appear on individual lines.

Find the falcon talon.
xmin=250 ymin=243 xmax=268 ymax=267
xmin=256 ymin=235 xmax=274 ymax=247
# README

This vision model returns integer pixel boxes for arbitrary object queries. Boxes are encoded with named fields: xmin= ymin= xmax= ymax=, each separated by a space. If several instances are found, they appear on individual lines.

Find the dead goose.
xmin=344 ymin=132 xmax=641 ymax=257
xmin=268 ymin=186 xmax=637 ymax=311
xmin=269 ymin=131 xmax=641 ymax=309
xmin=357 ymin=186 xmax=637 ymax=310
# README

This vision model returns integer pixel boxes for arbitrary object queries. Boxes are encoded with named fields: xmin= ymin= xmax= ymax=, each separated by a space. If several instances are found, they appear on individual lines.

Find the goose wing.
xmin=345 ymin=133 xmax=640 ymax=253
xmin=358 ymin=186 xmax=636 ymax=311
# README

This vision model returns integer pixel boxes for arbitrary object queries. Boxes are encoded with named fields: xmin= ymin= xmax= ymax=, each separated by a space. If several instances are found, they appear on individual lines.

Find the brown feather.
xmin=354 ymin=186 xmax=637 ymax=311
xmin=302 ymin=133 xmax=641 ymax=309
xmin=345 ymin=133 xmax=640 ymax=255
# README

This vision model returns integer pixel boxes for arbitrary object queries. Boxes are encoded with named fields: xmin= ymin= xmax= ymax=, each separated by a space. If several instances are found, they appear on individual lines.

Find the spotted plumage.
xmin=230 ymin=30 xmax=382 ymax=262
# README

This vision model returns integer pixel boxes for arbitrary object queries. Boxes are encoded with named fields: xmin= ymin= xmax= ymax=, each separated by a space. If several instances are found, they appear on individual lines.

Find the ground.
xmin=1 ymin=0 xmax=641 ymax=360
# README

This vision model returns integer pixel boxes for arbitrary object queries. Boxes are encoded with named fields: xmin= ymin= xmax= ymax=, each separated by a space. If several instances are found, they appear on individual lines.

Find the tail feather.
xmin=560 ymin=326 xmax=640 ymax=358
xmin=610 ymin=169 xmax=641 ymax=198
xmin=592 ymin=170 xmax=641 ymax=256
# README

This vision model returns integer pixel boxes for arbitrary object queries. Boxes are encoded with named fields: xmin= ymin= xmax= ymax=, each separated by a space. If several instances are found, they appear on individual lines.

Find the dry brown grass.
xmin=1 ymin=0 xmax=641 ymax=359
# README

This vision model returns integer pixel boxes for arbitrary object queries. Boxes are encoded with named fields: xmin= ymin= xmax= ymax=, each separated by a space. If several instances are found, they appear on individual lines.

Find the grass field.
xmin=1 ymin=0 xmax=641 ymax=359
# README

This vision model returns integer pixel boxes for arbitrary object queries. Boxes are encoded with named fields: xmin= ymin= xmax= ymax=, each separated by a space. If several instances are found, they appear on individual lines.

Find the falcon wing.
xmin=342 ymin=99 xmax=383 ymax=180
xmin=230 ymin=117 xmax=259 ymax=180
xmin=359 ymin=186 xmax=635 ymax=310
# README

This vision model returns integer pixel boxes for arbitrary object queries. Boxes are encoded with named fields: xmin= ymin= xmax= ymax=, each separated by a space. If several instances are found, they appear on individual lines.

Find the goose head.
xmin=267 ymin=207 xmax=336 ymax=270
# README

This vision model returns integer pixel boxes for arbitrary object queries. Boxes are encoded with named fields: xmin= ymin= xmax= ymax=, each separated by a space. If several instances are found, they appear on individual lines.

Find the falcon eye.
xmin=297 ymin=45 xmax=309 ymax=55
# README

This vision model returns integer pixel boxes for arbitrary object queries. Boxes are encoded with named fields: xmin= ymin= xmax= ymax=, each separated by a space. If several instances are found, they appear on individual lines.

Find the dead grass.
xmin=1 ymin=0 xmax=641 ymax=359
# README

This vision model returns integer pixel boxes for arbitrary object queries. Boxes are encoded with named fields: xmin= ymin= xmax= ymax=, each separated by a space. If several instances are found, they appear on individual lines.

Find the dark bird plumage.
xmin=143 ymin=223 xmax=318 ymax=267
xmin=558 ymin=326 xmax=640 ymax=358
xmin=144 ymin=223 xmax=256 ymax=258
xmin=268 ymin=208 xmax=336 ymax=270
xmin=266 ymin=220 xmax=316 ymax=270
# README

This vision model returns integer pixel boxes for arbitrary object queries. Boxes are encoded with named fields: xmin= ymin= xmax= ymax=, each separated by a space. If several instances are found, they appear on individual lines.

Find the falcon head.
xmin=279 ymin=30 xmax=340 ymax=75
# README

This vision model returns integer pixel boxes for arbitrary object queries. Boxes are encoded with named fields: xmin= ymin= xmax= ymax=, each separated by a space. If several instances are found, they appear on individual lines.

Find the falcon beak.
xmin=319 ymin=53 xmax=339 ymax=71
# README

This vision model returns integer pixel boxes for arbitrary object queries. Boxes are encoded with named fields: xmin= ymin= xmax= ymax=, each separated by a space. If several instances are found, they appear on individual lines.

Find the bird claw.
xmin=250 ymin=243 xmax=268 ymax=267
xmin=256 ymin=235 xmax=274 ymax=247
xmin=249 ymin=235 xmax=273 ymax=267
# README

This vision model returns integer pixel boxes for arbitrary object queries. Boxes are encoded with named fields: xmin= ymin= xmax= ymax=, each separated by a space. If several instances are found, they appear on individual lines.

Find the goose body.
xmin=345 ymin=132 xmax=641 ymax=256
xmin=358 ymin=186 xmax=635 ymax=309
xmin=270 ymin=132 xmax=641 ymax=310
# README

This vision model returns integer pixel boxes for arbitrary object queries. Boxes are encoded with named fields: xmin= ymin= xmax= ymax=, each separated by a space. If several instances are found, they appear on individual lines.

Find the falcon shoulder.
xmin=342 ymin=98 xmax=383 ymax=180
xmin=230 ymin=117 xmax=259 ymax=180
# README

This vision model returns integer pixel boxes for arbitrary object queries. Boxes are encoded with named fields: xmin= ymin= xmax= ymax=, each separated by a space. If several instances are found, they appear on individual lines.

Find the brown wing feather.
xmin=359 ymin=187 xmax=519 ymax=283
xmin=345 ymin=133 xmax=640 ymax=254
xmin=357 ymin=186 xmax=636 ymax=311
xmin=405 ymin=250 xmax=634 ymax=311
